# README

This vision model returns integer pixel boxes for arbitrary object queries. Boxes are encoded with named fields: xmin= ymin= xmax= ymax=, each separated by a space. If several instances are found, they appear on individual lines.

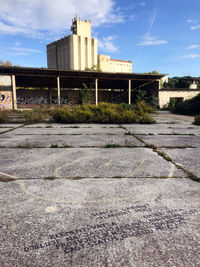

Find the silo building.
xmin=47 ymin=17 xmax=97 ymax=71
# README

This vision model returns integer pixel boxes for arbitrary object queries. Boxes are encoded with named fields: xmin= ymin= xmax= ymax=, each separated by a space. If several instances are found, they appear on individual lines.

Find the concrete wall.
xmin=0 ymin=75 xmax=13 ymax=109
xmin=72 ymin=19 xmax=91 ymax=38
xmin=110 ymin=59 xmax=132 ymax=73
xmin=47 ymin=34 xmax=97 ymax=71
xmin=159 ymin=89 xmax=200 ymax=108
xmin=0 ymin=90 xmax=12 ymax=109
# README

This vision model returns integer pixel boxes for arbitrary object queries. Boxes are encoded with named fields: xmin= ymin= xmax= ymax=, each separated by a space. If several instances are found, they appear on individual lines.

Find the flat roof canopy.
xmin=0 ymin=66 xmax=167 ymax=89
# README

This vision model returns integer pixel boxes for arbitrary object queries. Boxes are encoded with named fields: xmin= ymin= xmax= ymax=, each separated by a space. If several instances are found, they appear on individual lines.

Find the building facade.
xmin=47 ymin=18 xmax=97 ymax=71
xmin=98 ymin=55 xmax=132 ymax=73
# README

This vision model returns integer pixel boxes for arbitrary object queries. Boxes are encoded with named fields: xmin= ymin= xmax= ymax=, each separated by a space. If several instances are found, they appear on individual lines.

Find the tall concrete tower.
xmin=47 ymin=17 xmax=97 ymax=71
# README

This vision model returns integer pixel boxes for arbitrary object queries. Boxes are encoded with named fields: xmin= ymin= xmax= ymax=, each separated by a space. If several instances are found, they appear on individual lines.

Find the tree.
xmin=145 ymin=70 xmax=160 ymax=74
xmin=0 ymin=60 xmax=12 ymax=66
xmin=85 ymin=64 xmax=102 ymax=72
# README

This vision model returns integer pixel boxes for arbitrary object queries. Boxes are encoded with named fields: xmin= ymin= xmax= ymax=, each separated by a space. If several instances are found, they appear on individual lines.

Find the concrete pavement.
xmin=0 ymin=111 xmax=200 ymax=267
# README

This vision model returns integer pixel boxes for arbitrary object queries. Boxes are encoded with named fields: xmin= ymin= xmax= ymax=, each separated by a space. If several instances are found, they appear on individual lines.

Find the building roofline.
xmin=110 ymin=59 xmax=132 ymax=63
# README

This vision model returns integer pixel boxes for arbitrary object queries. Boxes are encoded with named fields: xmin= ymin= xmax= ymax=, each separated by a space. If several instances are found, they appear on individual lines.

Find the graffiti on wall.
xmin=52 ymin=97 xmax=68 ymax=104
xmin=0 ymin=91 xmax=12 ymax=109
xmin=17 ymin=96 xmax=68 ymax=105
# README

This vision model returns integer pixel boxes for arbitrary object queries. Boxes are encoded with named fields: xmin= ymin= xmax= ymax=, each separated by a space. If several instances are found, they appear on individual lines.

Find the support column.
xmin=11 ymin=75 xmax=17 ymax=110
xmin=49 ymin=89 xmax=52 ymax=108
xmin=128 ymin=79 xmax=131 ymax=105
xmin=57 ymin=76 xmax=61 ymax=108
xmin=95 ymin=78 xmax=98 ymax=105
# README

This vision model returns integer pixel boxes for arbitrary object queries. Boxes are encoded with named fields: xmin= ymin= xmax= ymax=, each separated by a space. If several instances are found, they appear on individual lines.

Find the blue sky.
xmin=0 ymin=0 xmax=200 ymax=77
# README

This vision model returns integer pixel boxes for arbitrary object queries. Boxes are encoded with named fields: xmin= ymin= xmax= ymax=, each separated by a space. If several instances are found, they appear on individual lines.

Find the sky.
xmin=0 ymin=0 xmax=200 ymax=77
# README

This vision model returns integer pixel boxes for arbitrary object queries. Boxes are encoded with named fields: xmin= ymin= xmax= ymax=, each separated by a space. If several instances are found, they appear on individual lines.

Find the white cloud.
xmin=181 ymin=54 xmax=200 ymax=59
xmin=190 ymin=25 xmax=200 ymax=30
xmin=187 ymin=44 xmax=200 ymax=49
xmin=139 ymin=2 xmax=146 ymax=7
xmin=187 ymin=19 xmax=197 ymax=23
xmin=0 ymin=0 xmax=123 ymax=38
xmin=98 ymin=36 xmax=118 ymax=52
xmin=0 ymin=46 xmax=41 ymax=56
xmin=137 ymin=33 xmax=167 ymax=46
xmin=129 ymin=14 xmax=136 ymax=22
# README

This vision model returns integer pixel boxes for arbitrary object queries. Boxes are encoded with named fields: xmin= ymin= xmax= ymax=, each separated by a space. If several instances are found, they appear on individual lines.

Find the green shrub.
xmin=52 ymin=107 xmax=73 ymax=123
xmin=134 ymin=101 xmax=153 ymax=115
xmin=138 ymin=113 xmax=156 ymax=124
xmin=173 ymin=94 xmax=200 ymax=115
xmin=194 ymin=114 xmax=200 ymax=125
xmin=52 ymin=102 xmax=154 ymax=124
xmin=23 ymin=108 xmax=52 ymax=124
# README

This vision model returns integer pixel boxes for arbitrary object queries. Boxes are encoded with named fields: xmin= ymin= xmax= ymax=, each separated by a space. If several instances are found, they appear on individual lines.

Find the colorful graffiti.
xmin=17 ymin=96 xmax=68 ymax=105
xmin=0 ymin=91 xmax=12 ymax=109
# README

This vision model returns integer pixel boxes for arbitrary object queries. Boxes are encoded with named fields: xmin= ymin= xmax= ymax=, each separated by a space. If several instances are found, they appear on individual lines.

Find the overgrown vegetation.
xmin=79 ymin=82 xmax=94 ymax=104
xmin=163 ymin=76 xmax=199 ymax=89
xmin=194 ymin=114 xmax=200 ymax=125
xmin=53 ymin=101 xmax=155 ymax=124
xmin=172 ymin=94 xmax=200 ymax=115
xmin=23 ymin=109 xmax=53 ymax=124
xmin=0 ymin=101 xmax=155 ymax=124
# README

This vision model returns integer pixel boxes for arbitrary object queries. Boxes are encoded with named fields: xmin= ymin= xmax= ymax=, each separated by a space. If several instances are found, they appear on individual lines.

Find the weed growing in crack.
xmin=124 ymin=131 xmax=132 ymax=135
xmin=105 ymin=143 xmax=121 ymax=148
xmin=0 ymin=176 xmax=15 ymax=182
xmin=50 ymin=144 xmax=59 ymax=148
xmin=43 ymin=176 xmax=58 ymax=180
xmin=70 ymin=176 xmax=84 ymax=180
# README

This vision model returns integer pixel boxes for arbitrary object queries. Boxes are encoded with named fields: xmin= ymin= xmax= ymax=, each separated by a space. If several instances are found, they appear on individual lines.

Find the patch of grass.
xmin=194 ymin=114 xmax=200 ymax=125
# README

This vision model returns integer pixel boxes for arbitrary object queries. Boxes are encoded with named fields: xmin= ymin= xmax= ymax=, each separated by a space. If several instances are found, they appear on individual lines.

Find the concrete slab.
xmin=138 ymin=135 xmax=200 ymax=148
xmin=1 ymin=114 xmax=200 ymax=266
xmin=152 ymin=111 xmax=195 ymax=124
xmin=24 ymin=123 xmax=120 ymax=128
xmin=0 ymin=178 xmax=200 ymax=267
xmin=0 ymin=128 xmax=12 ymax=133
xmin=0 ymin=148 xmax=185 ymax=179
xmin=122 ymin=124 xmax=200 ymax=135
xmin=0 ymin=123 xmax=23 ymax=128
xmin=160 ymin=148 xmax=200 ymax=177
xmin=11 ymin=126 xmax=125 ymax=135
xmin=0 ymin=133 xmax=143 ymax=148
